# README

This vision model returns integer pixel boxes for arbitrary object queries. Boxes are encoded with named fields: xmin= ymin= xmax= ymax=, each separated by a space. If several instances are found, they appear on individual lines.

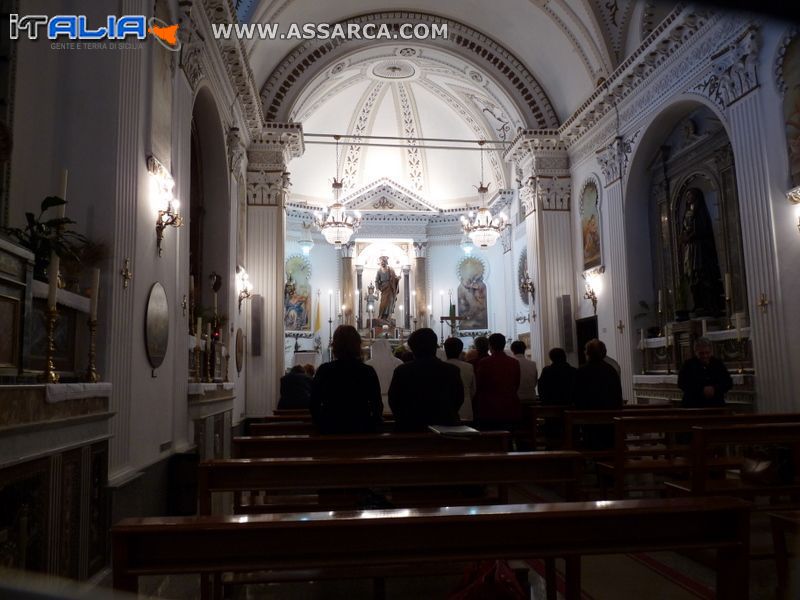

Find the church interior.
xmin=1 ymin=0 xmax=800 ymax=597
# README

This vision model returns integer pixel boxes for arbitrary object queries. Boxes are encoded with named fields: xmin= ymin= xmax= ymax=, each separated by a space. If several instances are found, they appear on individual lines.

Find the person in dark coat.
xmin=468 ymin=335 xmax=490 ymax=370
xmin=277 ymin=365 xmax=312 ymax=410
xmin=388 ymin=328 xmax=463 ymax=432
xmin=473 ymin=333 xmax=522 ymax=431
xmin=310 ymin=325 xmax=383 ymax=434
xmin=573 ymin=339 xmax=623 ymax=449
xmin=537 ymin=347 xmax=577 ymax=406
xmin=678 ymin=337 xmax=733 ymax=407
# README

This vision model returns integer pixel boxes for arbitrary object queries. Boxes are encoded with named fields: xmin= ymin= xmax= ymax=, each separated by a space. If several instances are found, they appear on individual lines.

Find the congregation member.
xmin=473 ymin=333 xmax=522 ymax=430
xmin=468 ymin=336 xmax=490 ymax=369
xmin=444 ymin=337 xmax=476 ymax=423
xmin=388 ymin=328 xmax=463 ymax=431
xmin=537 ymin=348 xmax=577 ymax=405
xmin=510 ymin=341 xmax=538 ymax=403
xmin=277 ymin=365 xmax=312 ymax=410
xmin=574 ymin=339 xmax=623 ymax=449
xmin=365 ymin=339 xmax=403 ymax=405
xmin=303 ymin=363 xmax=316 ymax=377
xmin=310 ymin=325 xmax=383 ymax=434
xmin=678 ymin=337 xmax=733 ymax=407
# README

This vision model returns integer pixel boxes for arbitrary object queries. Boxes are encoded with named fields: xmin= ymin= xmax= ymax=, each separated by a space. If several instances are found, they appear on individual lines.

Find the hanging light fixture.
xmin=460 ymin=235 xmax=474 ymax=255
xmin=314 ymin=136 xmax=362 ymax=248
xmin=460 ymin=140 xmax=508 ymax=249
xmin=298 ymin=223 xmax=315 ymax=256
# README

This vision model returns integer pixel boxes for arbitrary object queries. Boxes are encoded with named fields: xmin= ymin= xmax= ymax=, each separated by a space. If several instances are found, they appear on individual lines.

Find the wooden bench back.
xmin=688 ymin=422 xmax=800 ymax=494
xmin=564 ymin=407 xmax=730 ymax=450
xmin=232 ymin=431 xmax=511 ymax=459
xmin=198 ymin=451 xmax=581 ymax=514
xmin=111 ymin=497 xmax=751 ymax=598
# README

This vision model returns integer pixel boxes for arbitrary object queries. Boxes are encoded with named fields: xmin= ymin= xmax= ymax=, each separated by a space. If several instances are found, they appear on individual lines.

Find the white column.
xmin=603 ymin=181 xmax=635 ymax=402
xmin=728 ymin=92 xmax=793 ymax=411
xmin=106 ymin=0 xmax=146 ymax=481
xmin=244 ymin=125 xmax=304 ymax=417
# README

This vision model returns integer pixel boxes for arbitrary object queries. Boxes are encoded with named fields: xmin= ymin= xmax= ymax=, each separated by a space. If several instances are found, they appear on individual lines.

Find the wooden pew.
xmin=600 ymin=413 xmax=800 ymax=498
xmin=563 ymin=407 xmax=731 ymax=458
xmin=273 ymin=408 xmax=311 ymax=417
xmin=112 ymin=496 xmax=751 ymax=600
xmin=198 ymin=451 xmax=582 ymax=514
xmin=233 ymin=430 xmax=511 ymax=459
xmin=249 ymin=420 xmax=397 ymax=436
xmin=665 ymin=422 xmax=800 ymax=502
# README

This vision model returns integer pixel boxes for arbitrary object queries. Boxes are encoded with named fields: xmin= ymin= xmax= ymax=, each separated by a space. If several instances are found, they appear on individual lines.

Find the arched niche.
xmin=624 ymin=100 xmax=748 ymax=366
xmin=189 ymin=86 xmax=231 ymax=319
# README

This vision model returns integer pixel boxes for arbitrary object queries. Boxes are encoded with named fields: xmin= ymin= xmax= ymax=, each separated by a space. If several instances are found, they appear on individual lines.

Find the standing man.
xmin=678 ymin=337 xmax=733 ymax=407
xmin=473 ymin=334 xmax=521 ymax=430
xmin=444 ymin=337 xmax=476 ymax=423
xmin=388 ymin=328 xmax=463 ymax=431
xmin=374 ymin=256 xmax=400 ymax=321
xmin=510 ymin=341 xmax=538 ymax=403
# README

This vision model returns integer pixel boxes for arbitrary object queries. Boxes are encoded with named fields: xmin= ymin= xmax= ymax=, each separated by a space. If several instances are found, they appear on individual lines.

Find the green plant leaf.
xmin=41 ymin=196 xmax=66 ymax=213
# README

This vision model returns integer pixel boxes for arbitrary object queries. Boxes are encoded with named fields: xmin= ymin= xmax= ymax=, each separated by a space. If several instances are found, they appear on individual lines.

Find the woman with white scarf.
xmin=365 ymin=339 xmax=403 ymax=407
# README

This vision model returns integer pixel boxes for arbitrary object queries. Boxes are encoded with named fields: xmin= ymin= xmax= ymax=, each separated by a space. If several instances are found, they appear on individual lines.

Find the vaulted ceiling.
xmin=238 ymin=0 xmax=676 ymax=207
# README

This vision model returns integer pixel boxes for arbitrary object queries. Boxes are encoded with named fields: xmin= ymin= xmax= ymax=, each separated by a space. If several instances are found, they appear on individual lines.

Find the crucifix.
xmin=120 ymin=258 xmax=133 ymax=289
xmin=757 ymin=293 xmax=769 ymax=314
xmin=616 ymin=320 xmax=626 ymax=334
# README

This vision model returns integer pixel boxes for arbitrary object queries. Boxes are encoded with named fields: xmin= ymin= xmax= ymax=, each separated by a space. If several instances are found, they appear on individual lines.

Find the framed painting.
xmin=284 ymin=255 xmax=312 ymax=332
xmin=457 ymin=256 xmax=488 ymax=331
xmin=580 ymin=179 xmax=602 ymax=271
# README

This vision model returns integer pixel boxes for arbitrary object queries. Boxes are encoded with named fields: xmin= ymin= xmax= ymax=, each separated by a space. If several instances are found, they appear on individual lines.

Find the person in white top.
xmin=510 ymin=340 xmax=538 ymax=403
xmin=443 ymin=337 xmax=476 ymax=422
xmin=365 ymin=339 xmax=403 ymax=405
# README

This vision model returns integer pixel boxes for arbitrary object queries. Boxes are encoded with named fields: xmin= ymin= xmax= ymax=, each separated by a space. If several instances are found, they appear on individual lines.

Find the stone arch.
xmin=259 ymin=12 xmax=559 ymax=129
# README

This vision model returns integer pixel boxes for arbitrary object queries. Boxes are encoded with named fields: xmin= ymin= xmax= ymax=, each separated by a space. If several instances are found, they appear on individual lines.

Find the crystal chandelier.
xmin=314 ymin=136 xmax=361 ymax=248
xmin=461 ymin=141 xmax=508 ymax=248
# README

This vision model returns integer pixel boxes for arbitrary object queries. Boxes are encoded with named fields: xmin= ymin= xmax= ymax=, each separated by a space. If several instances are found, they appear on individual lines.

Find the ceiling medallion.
xmin=372 ymin=59 xmax=416 ymax=80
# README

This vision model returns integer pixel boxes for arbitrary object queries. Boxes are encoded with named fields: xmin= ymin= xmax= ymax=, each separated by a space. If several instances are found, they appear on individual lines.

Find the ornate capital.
xmin=246 ymin=169 xmax=291 ymax=207
xmin=691 ymin=26 xmax=760 ymax=110
xmin=248 ymin=123 xmax=305 ymax=167
xmin=340 ymin=242 xmax=355 ymax=258
xmin=519 ymin=178 xmax=537 ymax=216
xmin=412 ymin=241 xmax=428 ymax=259
xmin=596 ymin=132 xmax=639 ymax=187
xmin=538 ymin=176 xmax=571 ymax=211
xmin=227 ymin=127 xmax=245 ymax=174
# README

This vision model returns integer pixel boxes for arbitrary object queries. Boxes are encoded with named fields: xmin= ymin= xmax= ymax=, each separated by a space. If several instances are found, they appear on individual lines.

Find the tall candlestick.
xmin=89 ymin=268 xmax=100 ymax=320
xmin=47 ymin=253 xmax=60 ymax=309
xmin=206 ymin=322 xmax=211 ymax=345
xmin=440 ymin=290 xmax=445 ymax=320
xmin=724 ymin=273 xmax=732 ymax=300
xmin=657 ymin=289 xmax=663 ymax=313
xmin=701 ymin=319 xmax=708 ymax=337
xmin=195 ymin=317 xmax=202 ymax=348
xmin=328 ymin=289 xmax=333 ymax=322
xmin=639 ymin=327 xmax=645 ymax=348
xmin=213 ymin=291 xmax=218 ymax=317
xmin=734 ymin=314 xmax=742 ymax=341
xmin=336 ymin=290 xmax=341 ymax=317
xmin=56 ymin=169 xmax=68 ymax=218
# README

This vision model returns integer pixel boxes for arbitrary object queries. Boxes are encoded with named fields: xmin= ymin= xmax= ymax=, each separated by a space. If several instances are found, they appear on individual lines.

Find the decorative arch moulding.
xmin=259 ymin=11 xmax=559 ymax=130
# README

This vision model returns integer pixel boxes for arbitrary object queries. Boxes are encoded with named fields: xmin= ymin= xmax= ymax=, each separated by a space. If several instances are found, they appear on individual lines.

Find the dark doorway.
xmin=575 ymin=316 xmax=598 ymax=366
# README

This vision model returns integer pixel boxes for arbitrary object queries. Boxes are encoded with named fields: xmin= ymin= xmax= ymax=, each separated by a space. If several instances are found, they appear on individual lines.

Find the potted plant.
xmin=3 ymin=196 xmax=88 ymax=281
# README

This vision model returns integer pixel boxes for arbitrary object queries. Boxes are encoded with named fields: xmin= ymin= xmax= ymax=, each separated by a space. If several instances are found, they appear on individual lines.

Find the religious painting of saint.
xmin=457 ymin=257 xmax=488 ymax=330
xmin=284 ymin=255 xmax=312 ymax=331
xmin=580 ymin=181 xmax=601 ymax=271
xmin=678 ymin=187 xmax=723 ymax=316
xmin=782 ymin=35 xmax=800 ymax=187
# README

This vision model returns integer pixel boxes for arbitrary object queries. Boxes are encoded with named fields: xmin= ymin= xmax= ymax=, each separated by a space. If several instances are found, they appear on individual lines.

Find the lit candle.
xmin=440 ymin=290 xmax=445 ymax=319
xmin=724 ymin=273 xmax=732 ymax=300
xmin=701 ymin=319 xmax=707 ymax=337
xmin=657 ymin=289 xmax=663 ymax=313
xmin=639 ymin=327 xmax=645 ymax=348
xmin=47 ymin=253 xmax=60 ymax=310
xmin=89 ymin=268 xmax=100 ymax=320
xmin=328 ymin=289 xmax=333 ymax=320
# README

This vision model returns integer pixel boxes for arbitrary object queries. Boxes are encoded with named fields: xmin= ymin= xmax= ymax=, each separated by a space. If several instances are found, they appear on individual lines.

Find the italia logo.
xmin=9 ymin=14 xmax=182 ymax=51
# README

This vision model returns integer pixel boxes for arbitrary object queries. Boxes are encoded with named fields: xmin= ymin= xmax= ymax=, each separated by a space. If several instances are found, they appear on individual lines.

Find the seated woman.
xmin=277 ymin=365 xmax=312 ymax=410
xmin=311 ymin=325 xmax=383 ymax=434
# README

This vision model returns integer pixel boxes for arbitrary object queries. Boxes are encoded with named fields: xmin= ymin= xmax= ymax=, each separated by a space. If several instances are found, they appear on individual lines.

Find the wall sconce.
xmin=584 ymin=284 xmax=598 ymax=314
xmin=789 ymin=186 xmax=800 ymax=233
xmin=520 ymin=271 xmax=536 ymax=304
xmin=236 ymin=267 xmax=253 ymax=313
xmin=148 ymin=156 xmax=182 ymax=256
xmin=515 ymin=313 xmax=530 ymax=324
